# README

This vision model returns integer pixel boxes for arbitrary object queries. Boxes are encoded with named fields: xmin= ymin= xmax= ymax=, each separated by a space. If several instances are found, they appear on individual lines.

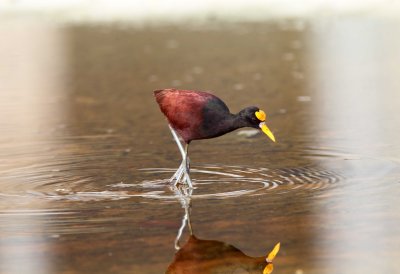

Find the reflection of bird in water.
xmin=166 ymin=234 xmax=279 ymax=274
xmin=155 ymin=89 xmax=276 ymax=188
xmin=167 ymin=186 xmax=280 ymax=274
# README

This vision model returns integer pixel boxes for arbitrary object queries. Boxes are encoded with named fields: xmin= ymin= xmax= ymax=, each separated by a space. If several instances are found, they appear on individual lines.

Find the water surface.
xmin=0 ymin=19 xmax=400 ymax=274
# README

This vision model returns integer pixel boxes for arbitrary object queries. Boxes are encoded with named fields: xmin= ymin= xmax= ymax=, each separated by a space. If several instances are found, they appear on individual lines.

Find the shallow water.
xmin=1 ymin=19 xmax=400 ymax=274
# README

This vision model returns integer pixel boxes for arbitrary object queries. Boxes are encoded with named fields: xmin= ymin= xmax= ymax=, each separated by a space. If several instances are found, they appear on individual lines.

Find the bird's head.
xmin=239 ymin=106 xmax=276 ymax=142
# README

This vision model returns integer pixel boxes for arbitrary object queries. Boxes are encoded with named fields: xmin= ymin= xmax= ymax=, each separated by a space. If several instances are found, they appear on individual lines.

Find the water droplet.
xmin=297 ymin=96 xmax=311 ymax=102
xmin=55 ymin=188 xmax=69 ymax=193
xmin=278 ymin=108 xmax=287 ymax=114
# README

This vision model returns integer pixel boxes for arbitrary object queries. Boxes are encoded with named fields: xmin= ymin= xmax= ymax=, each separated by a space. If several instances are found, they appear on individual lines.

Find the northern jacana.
xmin=154 ymin=89 xmax=275 ymax=188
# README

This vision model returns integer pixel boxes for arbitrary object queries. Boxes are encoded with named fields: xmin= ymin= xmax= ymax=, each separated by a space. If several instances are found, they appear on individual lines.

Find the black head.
xmin=238 ymin=106 xmax=276 ymax=142
xmin=238 ymin=106 xmax=262 ymax=128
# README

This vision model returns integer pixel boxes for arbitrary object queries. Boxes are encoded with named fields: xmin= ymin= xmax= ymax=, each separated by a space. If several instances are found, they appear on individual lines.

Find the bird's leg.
xmin=174 ymin=144 xmax=193 ymax=188
xmin=168 ymin=125 xmax=193 ymax=188
xmin=185 ymin=144 xmax=190 ymax=171
xmin=168 ymin=125 xmax=186 ymax=182
xmin=183 ymin=144 xmax=193 ymax=188
xmin=173 ymin=165 xmax=185 ymax=183
xmin=170 ymin=163 xmax=184 ymax=181
xmin=168 ymin=124 xmax=186 ymax=158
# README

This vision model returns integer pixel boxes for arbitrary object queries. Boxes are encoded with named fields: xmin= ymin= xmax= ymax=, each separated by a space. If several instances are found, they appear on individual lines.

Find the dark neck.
xmin=200 ymin=112 xmax=249 ymax=140
xmin=219 ymin=113 xmax=247 ymax=134
xmin=231 ymin=113 xmax=248 ymax=129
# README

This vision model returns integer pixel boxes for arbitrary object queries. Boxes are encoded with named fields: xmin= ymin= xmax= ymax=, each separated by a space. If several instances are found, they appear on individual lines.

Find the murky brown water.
xmin=1 ymin=19 xmax=400 ymax=274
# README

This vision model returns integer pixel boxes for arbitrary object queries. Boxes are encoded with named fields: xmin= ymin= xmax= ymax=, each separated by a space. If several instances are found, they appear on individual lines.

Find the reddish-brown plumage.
xmin=154 ymin=89 xmax=229 ymax=143
xmin=166 ymin=235 xmax=268 ymax=274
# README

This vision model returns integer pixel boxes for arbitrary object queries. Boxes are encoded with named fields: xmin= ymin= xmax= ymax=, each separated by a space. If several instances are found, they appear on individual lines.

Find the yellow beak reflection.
xmin=259 ymin=122 xmax=276 ymax=142
xmin=263 ymin=242 xmax=281 ymax=274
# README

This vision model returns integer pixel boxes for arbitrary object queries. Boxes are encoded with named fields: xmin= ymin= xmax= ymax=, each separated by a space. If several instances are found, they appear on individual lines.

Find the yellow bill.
xmin=263 ymin=242 xmax=280 ymax=274
xmin=263 ymin=263 xmax=274 ymax=274
xmin=266 ymin=242 xmax=280 ymax=262
xmin=260 ymin=122 xmax=276 ymax=142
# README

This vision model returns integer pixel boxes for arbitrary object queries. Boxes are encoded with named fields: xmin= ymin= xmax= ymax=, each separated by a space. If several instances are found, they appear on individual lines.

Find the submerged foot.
xmin=170 ymin=168 xmax=193 ymax=188
xmin=170 ymin=158 xmax=193 ymax=188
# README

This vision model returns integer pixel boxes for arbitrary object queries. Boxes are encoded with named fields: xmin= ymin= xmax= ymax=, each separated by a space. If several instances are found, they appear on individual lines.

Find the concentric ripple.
xmin=0 ymin=164 xmax=343 ymax=202
xmin=132 ymin=165 xmax=343 ymax=199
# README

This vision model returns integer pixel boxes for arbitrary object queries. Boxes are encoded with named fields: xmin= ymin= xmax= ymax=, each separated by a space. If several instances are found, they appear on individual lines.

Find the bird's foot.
xmin=170 ymin=163 xmax=193 ymax=188
xmin=169 ymin=162 xmax=184 ymax=182
xmin=170 ymin=183 xmax=193 ymax=198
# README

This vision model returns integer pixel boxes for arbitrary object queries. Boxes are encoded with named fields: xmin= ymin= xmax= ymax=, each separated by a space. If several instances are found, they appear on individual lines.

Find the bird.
xmin=166 ymin=234 xmax=280 ymax=274
xmin=154 ymin=88 xmax=276 ymax=188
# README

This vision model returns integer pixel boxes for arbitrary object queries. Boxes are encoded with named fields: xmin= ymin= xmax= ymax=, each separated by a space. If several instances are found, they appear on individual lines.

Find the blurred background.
xmin=2 ymin=0 xmax=400 ymax=22
xmin=1 ymin=1 xmax=400 ymax=274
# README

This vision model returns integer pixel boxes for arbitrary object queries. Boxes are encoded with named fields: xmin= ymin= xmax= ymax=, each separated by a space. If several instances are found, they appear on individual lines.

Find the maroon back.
xmin=154 ymin=89 xmax=216 ymax=142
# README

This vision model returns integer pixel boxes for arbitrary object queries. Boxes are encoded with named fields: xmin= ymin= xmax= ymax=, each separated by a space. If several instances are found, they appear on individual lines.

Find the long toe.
xmin=183 ymin=172 xmax=193 ymax=188
xmin=170 ymin=163 xmax=185 ymax=182
xmin=178 ymin=167 xmax=186 ymax=182
xmin=173 ymin=167 xmax=186 ymax=186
